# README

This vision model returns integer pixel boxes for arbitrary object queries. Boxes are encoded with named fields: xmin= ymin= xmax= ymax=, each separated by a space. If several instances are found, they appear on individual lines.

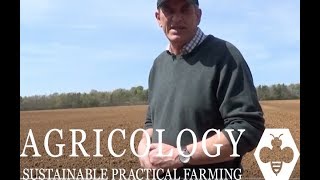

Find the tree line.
xmin=20 ymin=83 xmax=299 ymax=111
xmin=256 ymin=83 xmax=300 ymax=100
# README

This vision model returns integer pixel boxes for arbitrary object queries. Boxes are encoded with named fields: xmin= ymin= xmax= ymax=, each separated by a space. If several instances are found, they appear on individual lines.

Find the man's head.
xmin=155 ymin=0 xmax=202 ymax=48
xmin=157 ymin=0 xmax=199 ymax=9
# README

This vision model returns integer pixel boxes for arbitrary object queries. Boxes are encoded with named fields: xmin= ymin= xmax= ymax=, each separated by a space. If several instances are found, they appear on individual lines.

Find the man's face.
xmin=155 ymin=0 xmax=202 ymax=46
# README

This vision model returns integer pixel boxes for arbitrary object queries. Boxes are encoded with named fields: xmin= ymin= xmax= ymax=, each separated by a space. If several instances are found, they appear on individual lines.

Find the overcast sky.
xmin=21 ymin=0 xmax=300 ymax=96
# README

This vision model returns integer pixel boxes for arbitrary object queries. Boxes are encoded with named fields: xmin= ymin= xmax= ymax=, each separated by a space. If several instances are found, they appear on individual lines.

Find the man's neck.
xmin=169 ymin=43 xmax=184 ymax=55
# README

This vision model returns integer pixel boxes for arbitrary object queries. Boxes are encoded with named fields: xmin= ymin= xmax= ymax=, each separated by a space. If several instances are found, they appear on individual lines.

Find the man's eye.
xmin=182 ymin=7 xmax=192 ymax=13
xmin=162 ymin=8 xmax=173 ymax=14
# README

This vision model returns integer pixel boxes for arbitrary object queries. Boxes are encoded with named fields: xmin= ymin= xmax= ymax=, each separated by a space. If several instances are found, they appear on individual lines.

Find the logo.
xmin=254 ymin=129 xmax=299 ymax=180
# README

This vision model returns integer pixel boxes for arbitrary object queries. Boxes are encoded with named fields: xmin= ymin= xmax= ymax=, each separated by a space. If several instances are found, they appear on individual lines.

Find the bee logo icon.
xmin=254 ymin=129 xmax=300 ymax=180
xmin=259 ymin=134 xmax=294 ymax=175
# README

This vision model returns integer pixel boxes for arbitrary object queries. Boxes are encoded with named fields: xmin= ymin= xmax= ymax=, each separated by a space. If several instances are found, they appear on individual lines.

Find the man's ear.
xmin=155 ymin=10 xmax=162 ymax=27
xmin=196 ymin=8 xmax=202 ymax=25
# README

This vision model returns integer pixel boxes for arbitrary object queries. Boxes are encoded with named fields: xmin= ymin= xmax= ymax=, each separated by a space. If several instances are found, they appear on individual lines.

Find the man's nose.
xmin=171 ymin=13 xmax=183 ymax=23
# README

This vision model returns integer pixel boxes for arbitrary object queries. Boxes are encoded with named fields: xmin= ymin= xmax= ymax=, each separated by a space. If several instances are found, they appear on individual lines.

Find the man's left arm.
xmin=186 ymin=42 xmax=266 ymax=164
xmin=149 ymin=42 xmax=265 ymax=169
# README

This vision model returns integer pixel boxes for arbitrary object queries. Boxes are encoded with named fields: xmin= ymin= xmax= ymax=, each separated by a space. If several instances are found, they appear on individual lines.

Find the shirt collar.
xmin=166 ymin=27 xmax=206 ymax=55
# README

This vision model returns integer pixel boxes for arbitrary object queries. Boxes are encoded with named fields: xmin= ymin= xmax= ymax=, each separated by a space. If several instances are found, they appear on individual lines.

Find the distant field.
xmin=20 ymin=100 xmax=300 ymax=179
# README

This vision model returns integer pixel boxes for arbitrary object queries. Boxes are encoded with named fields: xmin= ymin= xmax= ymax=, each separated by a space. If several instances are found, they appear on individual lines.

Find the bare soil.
xmin=20 ymin=100 xmax=300 ymax=179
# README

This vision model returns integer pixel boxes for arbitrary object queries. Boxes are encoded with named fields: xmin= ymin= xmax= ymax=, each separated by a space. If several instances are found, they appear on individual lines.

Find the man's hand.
xmin=148 ymin=143 xmax=183 ymax=171
xmin=137 ymin=138 xmax=155 ymax=169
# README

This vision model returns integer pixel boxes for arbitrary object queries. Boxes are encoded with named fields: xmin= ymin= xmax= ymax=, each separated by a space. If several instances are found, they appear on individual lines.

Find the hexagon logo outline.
xmin=254 ymin=128 xmax=299 ymax=180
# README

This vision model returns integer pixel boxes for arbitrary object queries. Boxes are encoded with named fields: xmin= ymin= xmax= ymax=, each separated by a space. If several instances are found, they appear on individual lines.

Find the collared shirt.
xmin=166 ymin=27 xmax=207 ymax=55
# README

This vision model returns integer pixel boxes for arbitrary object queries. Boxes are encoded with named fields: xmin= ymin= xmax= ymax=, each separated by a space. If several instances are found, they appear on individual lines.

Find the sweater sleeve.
xmin=144 ymin=63 xmax=155 ymax=130
xmin=217 ymin=42 xmax=265 ymax=156
xmin=144 ymin=106 xmax=153 ymax=130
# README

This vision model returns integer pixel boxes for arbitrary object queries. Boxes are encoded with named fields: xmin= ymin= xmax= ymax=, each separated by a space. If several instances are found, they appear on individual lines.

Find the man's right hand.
xmin=137 ymin=138 xmax=155 ymax=169
xmin=137 ymin=128 xmax=155 ymax=169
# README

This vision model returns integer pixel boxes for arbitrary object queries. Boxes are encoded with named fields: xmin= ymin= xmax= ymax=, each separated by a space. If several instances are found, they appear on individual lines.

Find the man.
xmin=137 ymin=0 xmax=265 ymax=179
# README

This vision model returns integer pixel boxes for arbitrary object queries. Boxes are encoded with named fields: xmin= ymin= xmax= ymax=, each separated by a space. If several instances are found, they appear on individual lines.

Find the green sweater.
xmin=145 ymin=35 xmax=265 ymax=172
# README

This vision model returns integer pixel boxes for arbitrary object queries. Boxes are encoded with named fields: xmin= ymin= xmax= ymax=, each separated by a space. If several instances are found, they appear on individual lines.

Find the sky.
xmin=21 ymin=0 xmax=300 ymax=97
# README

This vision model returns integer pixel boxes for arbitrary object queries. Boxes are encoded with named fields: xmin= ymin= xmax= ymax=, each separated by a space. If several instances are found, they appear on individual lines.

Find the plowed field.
xmin=20 ymin=100 xmax=300 ymax=179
